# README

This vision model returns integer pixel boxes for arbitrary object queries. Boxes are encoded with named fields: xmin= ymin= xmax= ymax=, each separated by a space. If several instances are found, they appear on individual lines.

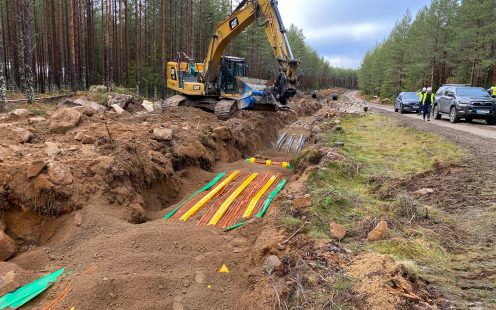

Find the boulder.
xmin=11 ymin=127 xmax=33 ymax=144
xmin=329 ymin=222 xmax=346 ymax=241
xmin=153 ymin=101 xmax=163 ymax=113
xmin=26 ymin=160 xmax=47 ymax=178
xmin=108 ymin=93 xmax=140 ymax=111
xmin=213 ymin=126 xmax=231 ymax=141
xmin=81 ymin=135 xmax=95 ymax=144
xmin=367 ymin=220 xmax=390 ymax=242
xmin=89 ymin=85 xmax=107 ymax=93
xmin=110 ymin=104 xmax=126 ymax=115
xmin=262 ymin=255 xmax=282 ymax=275
xmin=49 ymin=108 xmax=82 ymax=133
xmin=47 ymin=162 xmax=73 ymax=186
xmin=0 ymin=231 xmax=16 ymax=261
xmin=292 ymin=194 xmax=312 ymax=209
xmin=9 ymin=109 xmax=33 ymax=119
xmin=45 ymin=142 xmax=61 ymax=156
xmin=153 ymin=128 xmax=173 ymax=141
xmin=74 ymin=131 xmax=86 ymax=141
xmin=141 ymin=100 xmax=154 ymax=112
xmin=311 ymin=125 xmax=322 ymax=134
xmin=74 ymin=98 xmax=106 ymax=113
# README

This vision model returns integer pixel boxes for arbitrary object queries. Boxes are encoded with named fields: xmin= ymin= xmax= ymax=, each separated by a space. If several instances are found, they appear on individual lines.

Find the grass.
xmin=293 ymin=114 xmax=466 ymax=269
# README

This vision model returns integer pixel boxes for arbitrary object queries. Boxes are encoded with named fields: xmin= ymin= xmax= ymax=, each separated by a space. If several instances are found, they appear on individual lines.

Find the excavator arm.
xmin=202 ymin=0 xmax=300 ymax=103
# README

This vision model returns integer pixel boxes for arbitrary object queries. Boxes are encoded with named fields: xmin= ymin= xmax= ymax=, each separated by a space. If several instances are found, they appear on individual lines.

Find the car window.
xmin=456 ymin=87 xmax=490 ymax=97
xmin=436 ymin=87 xmax=446 ymax=96
xmin=402 ymin=93 xmax=418 ymax=100
xmin=444 ymin=87 xmax=452 ymax=95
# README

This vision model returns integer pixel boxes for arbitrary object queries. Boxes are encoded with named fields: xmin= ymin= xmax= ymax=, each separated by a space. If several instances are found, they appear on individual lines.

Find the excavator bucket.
xmin=236 ymin=77 xmax=277 ymax=111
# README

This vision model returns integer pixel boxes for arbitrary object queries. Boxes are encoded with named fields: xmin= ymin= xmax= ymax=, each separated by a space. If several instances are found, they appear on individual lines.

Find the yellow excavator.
xmin=165 ymin=0 xmax=301 ymax=119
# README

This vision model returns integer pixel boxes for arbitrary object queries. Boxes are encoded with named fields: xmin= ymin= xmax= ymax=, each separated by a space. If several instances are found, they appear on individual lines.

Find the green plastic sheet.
xmin=164 ymin=173 xmax=226 ymax=219
xmin=255 ymin=179 xmax=287 ymax=218
xmin=0 ymin=268 xmax=65 ymax=309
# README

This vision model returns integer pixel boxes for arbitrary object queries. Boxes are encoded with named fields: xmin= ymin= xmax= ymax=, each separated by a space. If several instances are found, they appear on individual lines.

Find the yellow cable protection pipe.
xmin=208 ymin=173 xmax=259 ymax=226
xmin=180 ymin=170 xmax=240 ymax=221
xmin=243 ymin=175 xmax=277 ymax=218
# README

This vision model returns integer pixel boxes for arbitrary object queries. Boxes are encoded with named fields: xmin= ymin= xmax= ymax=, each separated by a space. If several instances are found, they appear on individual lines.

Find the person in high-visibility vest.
xmin=492 ymin=86 xmax=496 ymax=98
xmin=418 ymin=87 xmax=426 ymax=115
xmin=421 ymin=87 xmax=435 ymax=121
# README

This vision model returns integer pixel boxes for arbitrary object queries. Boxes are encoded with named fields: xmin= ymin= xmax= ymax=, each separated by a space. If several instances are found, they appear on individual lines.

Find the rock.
xmin=11 ymin=127 xmax=33 ymax=143
xmin=262 ymin=255 xmax=282 ymax=275
xmin=45 ymin=142 xmax=61 ymax=156
xmin=414 ymin=188 xmax=434 ymax=196
xmin=213 ymin=126 xmax=231 ymax=141
xmin=141 ymin=100 xmax=154 ymax=112
xmin=292 ymin=194 xmax=312 ymax=208
xmin=334 ymin=141 xmax=345 ymax=147
xmin=329 ymin=222 xmax=346 ymax=241
xmin=9 ymin=109 xmax=33 ymax=119
xmin=0 ymin=231 xmax=16 ymax=261
xmin=74 ymin=98 xmax=106 ymax=113
xmin=49 ymin=108 xmax=82 ymax=133
xmin=125 ymin=203 xmax=147 ymax=224
xmin=153 ymin=101 xmax=163 ymax=113
xmin=47 ymin=162 xmax=73 ymax=186
xmin=73 ymin=106 xmax=95 ymax=117
xmin=26 ymin=160 xmax=47 ymax=178
xmin=367 ymin=220 xmax=390 ymax=242
xmin=108 ymin=93 xmax=140 ymax=111
xmin=311 ymin=125 xmax=322 ymax=134
xmin=195 ymin=271 xmax=206 ymax=284
xmin=74 ymin=131 xmax=86 ymax=141
xmin=81 ymin=135 xmax=95 ymax=144
xmin=153 ymin=128 xmax=173 ymax=141
xmin=28 ymin=116 xmax=46 ymax=124
xmin=73 ymin=212 xmax=83 ymax=227
xmin=110 ymin=104 xmax=126 ymax=115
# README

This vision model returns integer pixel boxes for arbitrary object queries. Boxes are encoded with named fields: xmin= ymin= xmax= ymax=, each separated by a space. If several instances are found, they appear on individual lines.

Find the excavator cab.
xmin=219 ymin=56 xmax=247 ymax=94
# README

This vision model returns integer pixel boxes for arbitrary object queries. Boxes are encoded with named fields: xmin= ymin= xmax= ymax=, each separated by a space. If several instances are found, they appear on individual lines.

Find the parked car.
xmin=434 ymin=84 xmax=470 ymax=108
xmin=433 ymin=86 xmax=496 ymax=124
xmin=394 ymin=92 xmax=420 ymax=113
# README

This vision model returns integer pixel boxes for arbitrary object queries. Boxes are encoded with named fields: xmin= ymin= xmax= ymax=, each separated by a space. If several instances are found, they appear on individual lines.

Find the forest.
xmin=0 ymin=0 xmax=358 ymax=109
xmin=358 ymin=0 xmax=496 ymax=99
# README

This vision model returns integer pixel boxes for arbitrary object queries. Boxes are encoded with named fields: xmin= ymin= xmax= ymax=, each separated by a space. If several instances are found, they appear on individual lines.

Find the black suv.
xmin=433 ymin=86 xmax=496 ymax=124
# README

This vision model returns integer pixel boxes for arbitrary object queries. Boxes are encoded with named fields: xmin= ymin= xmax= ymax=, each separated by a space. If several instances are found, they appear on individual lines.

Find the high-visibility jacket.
xmin=492 ymin=86 xmax=496 ymax=97
xmin=422 ymin=93 xmax=435 ymax=106
xmin=417 ymin=91 xmax=422 ymax=101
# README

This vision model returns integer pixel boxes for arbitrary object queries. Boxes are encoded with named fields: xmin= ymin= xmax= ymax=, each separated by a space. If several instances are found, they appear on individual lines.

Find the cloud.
xmin=277 ymin=0 xmax=431 ymax=68
xmin=304 ymin=22 xmax=388 ymax=41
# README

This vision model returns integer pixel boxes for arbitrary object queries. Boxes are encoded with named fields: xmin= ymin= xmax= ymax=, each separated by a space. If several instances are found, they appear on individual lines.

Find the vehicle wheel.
xmin=486 ymin=118 xmax=496 ymax=125
xmin=433 ymin=105 xmax=441 ymax=120
xmin=465 ymin=117 xmax=473 ymax=123
xmin=399 ymin=104 xmax=405 ymax=114
xmin=394 ymin=106 xmax=398 ymax=113
xmin=449 ymin=107 xmax=459 ymax=123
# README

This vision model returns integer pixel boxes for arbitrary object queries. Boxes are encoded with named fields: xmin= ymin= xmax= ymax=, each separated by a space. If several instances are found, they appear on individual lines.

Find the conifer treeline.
xmin=0 ymin=0 xmax=357 ymax=107
xmin=359 ymin=0 xmax=496 ymax=99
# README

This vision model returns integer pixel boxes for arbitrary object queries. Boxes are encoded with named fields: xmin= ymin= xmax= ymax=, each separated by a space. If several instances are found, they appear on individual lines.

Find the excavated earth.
xmin=0 ymin=90 xmax=439 ymax=309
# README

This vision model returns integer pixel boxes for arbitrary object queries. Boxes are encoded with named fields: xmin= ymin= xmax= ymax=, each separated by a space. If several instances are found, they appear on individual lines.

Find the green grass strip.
xmin=223 ymin=221 xmax=247 ymax=232
xmin=164 ymin=172 xmax=226 ymax=219
xmin=255 ymin=179 xmax=287 ymax=218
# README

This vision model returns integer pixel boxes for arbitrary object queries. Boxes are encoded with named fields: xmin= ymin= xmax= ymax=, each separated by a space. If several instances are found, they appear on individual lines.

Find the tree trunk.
xmin=22 ymin=0 xmax=34 ymax=103
xmin=161 ymin=0 xmax=166 ymax=99
xmin=0 ymin=8 xmax=7 ymax=111
xmin=135 ymin=0 xmax=140 ymax=95
xmin=68 ymin=0 xmax=77 ymax=91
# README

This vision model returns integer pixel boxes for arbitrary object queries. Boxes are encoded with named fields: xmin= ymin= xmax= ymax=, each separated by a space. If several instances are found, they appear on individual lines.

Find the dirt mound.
xmin=347 ymin=252 xmax=439 ymax=310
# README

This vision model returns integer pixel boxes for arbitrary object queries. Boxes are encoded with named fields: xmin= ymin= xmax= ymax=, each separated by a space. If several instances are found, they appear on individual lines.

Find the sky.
xmin=278 ymin=0 xmax=431 ymax=69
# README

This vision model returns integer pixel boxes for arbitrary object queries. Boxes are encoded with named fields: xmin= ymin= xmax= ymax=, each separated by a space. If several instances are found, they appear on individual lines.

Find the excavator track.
xmin=214 ymin=100 xmax=238 ymax=120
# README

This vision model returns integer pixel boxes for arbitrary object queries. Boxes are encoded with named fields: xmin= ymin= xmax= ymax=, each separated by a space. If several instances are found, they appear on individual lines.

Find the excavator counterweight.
xmin=166 ymin=0 xmax=300 ymax=119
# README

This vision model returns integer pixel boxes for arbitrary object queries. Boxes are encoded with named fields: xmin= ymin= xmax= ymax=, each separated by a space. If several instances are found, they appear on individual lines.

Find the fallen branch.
xmin=7 ymin=93 xmax=76 ymax=103
xmin=281 ymin=221 xmax=309 ymax=245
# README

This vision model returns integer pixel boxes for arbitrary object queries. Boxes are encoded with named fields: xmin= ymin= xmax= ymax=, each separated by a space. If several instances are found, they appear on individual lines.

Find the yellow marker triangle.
xmin=219 ymin=264 xmax=229 ymax=273
xmin=208 ymin=284 xmax=212 ymax=289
